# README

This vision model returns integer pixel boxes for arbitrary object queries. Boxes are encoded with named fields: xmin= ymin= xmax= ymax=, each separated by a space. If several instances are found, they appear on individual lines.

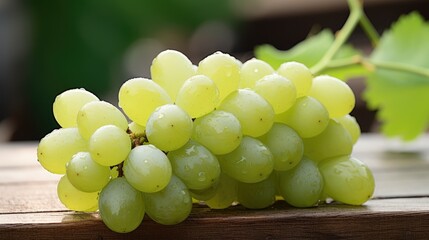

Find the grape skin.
xmin=123 ymin=144 xmax=172 ymax=193
xmin=53 ymin=88 xmax=99 ymax=128
xmin=219 ymin=89 xmax=274 ymax=137
xmin=192 ymin=110 xmax=242 ymax=155
xmin=319 ymin=155 xmax=375 ymax=205
xmin=66 ymin=152 xmax=111 ymax=192
xmin=143 ymin=175 xmax=192 ymax=225
xmin=168 ymin=140 xmax=221 ymax=190
xmin=37 ymin=128 xmax=88 ymax=174
xmin=146 ymin=104 xmax=193 ymax=151
xmin=99 ymin=178 xmax=145 ymax=233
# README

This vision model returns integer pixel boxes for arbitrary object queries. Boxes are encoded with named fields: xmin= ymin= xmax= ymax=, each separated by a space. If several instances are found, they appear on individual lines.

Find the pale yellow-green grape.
xmin=150 ymin=49 xmax=196 ymax=101
xmin=253 ymin=73 xmax=297 ymax=114
xmin=319 ymin=155 xmax=375 ymax=205
xmin=189 ymin=183 xmax=219 ymax=201
xmin=192 ymin=110 xmax=242 ymax=155
xmin=277 ymin=61 xmax=313 ymax=97
xmin=302 ymin=119 xmax=353 ymax=162
xmin=118 ymin=77 xmax=172 ymax=126
xmin=237 ymin=173 xmax=276 ymax=209
xmin=168 ymin=140 xmax=221 ymax=190
xmin=53 ymin=88 xmax=99 ymax=128
xmin=175 ymin=75 xmax=219 ymax=118
xmin=57 ymin=175 xmax=99 ymax=211
xmin=258 ymin=123 xmax=304 ymax=171
xmin=308 ymin=75 xmax=355 ymax=118
xmin=334 ymin=115 xmax=361 ymax=144
xmin=277 ymin=157 xmax=324 ymax=208
xmin=205 ymin=173 xmax=237 ymax=209
xmin=146 ymin=104 xmax=193 ymax=151
xmin=98 ymin=177 xmax=145 ymax=233
xmin=128 ymin=121 xmax=145 ymax=136
xmin=239 ymin=58 xmax=275 ymax=89
xmin=197 ymin=51 xmax=241 ymax=102
xmin=218 ymin=89 xmax=274 ymax=137
xmin=77 ymin=101 xmax=128 ymax=140
xmin=123 ymin=144 xmax=172 ymax=193
xmin=37 ymin=128 xmax=88 ymax=174
xmin=275 ymin=96 xmax=329 ymax=138
xmin=66 ymin=152 xmax=111 ymax=192
xmin=89 ymin=125 xmax=131 ymax=167
xmin=143 ymin=175 xmax=192 ymax=225
xmin=217 ymin=136 xmax=274 ymax=183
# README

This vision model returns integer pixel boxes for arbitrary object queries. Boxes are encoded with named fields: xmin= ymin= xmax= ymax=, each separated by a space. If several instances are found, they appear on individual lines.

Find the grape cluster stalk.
xmin=37 ymin=50 xmax=375 ymax=233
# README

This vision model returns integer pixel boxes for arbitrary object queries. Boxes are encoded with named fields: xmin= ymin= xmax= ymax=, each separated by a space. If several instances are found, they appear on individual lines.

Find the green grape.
xmin=150 ymin=49 xmax=196 ymax=101
xmin=118 ymin=77 xmax=172 ymax=126
xmin=66 ymin=152 xmax=111 ymax=192
xmin=303 ymin=119 xmax=353 ymax=162
xmin=237 ymin=173 xmax=276 ymax=209
xmin=308 ymin=75 xmax=355 ymax=118
xmin=143 ymin=175 xmax=192 ymax=225
xmin=77 ymin=101 xmax=128 ymax=140
xmin=205 ymin=173 xmax=237 ymax=209
xmin=334 ymin=115 xmax=361 ymax=144
xmin=240 ymin=58 xmax=274 ymax=89
xmin=218 ymin=89 xmax=274 ymax=137
xmin=168 ymin=140 xmax=221 ymax=190
xmin=128 ymin=121 xmax=145 ymax=136
xmin=277 ymin=157 xmax=324 ymax=208
xmin=146 ymin=104 xmax=193 ymax=151
xmin=319 ymin=155 xmax=375 ymax=205
xmin=53 ymin=88 xmax=99 ymax=128
xmin=99 ymin=177 xmax=145 ymax=233
xmin=275 ymin=96 xmax=329 ymax=138
xmin=253 ymin=73 xmax=297 ymax=114
xmin=217 ymin=136 xmax=273 ymax=183
xmin=192 ymin=110 xmax=242 ymax=155
xmin=189 ymin=183 xmax=219 ymax=201
xmin=89 ymin=125 xmax=131 ymax=167
xmin=277 ymin=61 xmax=313 ymax=97
xmin=37 ymin=128 xmax=88 ymax=174
xmin=197 ymin=51 xmax=241 ymax=102
xmin=123 ymin=144 xmax=172 ymax=193
xmin=57 ymin=175 xmax=99 ymax=211
xmin=175 ymin=75 xmax=219 ymax=118
xmin=258 ymin=123 xmax=304 ymax=171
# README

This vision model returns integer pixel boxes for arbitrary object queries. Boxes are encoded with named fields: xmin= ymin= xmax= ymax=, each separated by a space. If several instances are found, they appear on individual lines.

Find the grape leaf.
xmin=364 ymin=12 xmax=429 ymax=140
xmin=255 ymin=29 xmax=367 ymax=81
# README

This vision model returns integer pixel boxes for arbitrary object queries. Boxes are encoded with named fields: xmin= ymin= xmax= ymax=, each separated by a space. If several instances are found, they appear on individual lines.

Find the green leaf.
xmin=364 ymin=12 xmax=429 ymax=140
xmin=254 ymin=29 xmax=367 ymax=80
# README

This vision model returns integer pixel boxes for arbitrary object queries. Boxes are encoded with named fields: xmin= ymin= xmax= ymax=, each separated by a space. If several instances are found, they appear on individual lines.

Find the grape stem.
xmin=310 ymin=0 xmax=364 ymax=75
xmin=117 ymin=162 xmax=124 ymax=177
xmin=326 ymin=56 xmax=429 ymax=79
xmin=310 ymin=0 xmax=429 ymax=80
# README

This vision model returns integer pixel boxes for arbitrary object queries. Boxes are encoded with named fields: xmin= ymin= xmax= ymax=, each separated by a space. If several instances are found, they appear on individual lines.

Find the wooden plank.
xmin=1 ymin=198 xmax=429 ymax=239
xmin=0 ymin=142 xmax=38 ymax=168
xmin=0 ymin=166 xmax=60 ymax=184
xmin=0 ymin=182 xmax=65 ymax=214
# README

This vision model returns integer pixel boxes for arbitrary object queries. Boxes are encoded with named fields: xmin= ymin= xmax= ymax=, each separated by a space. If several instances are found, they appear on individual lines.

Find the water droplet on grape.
xmin=185 ymin=145 xmax=196 ymax=155
xmin=198 ymin=172 xmax=206 ymax=182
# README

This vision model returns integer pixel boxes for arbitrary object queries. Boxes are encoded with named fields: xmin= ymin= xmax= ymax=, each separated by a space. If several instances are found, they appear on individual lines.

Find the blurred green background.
xmin=0 ymin=0 xmax=427 ymax=141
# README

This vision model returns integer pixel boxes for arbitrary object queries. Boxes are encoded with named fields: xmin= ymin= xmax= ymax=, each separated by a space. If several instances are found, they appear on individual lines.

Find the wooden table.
xmin=1 ymin=134 xmax=428 ymax=239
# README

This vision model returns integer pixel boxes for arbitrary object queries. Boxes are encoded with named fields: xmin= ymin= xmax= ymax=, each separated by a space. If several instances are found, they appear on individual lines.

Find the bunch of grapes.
xmin=37 ymin=50 xmax=374 ymax=233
